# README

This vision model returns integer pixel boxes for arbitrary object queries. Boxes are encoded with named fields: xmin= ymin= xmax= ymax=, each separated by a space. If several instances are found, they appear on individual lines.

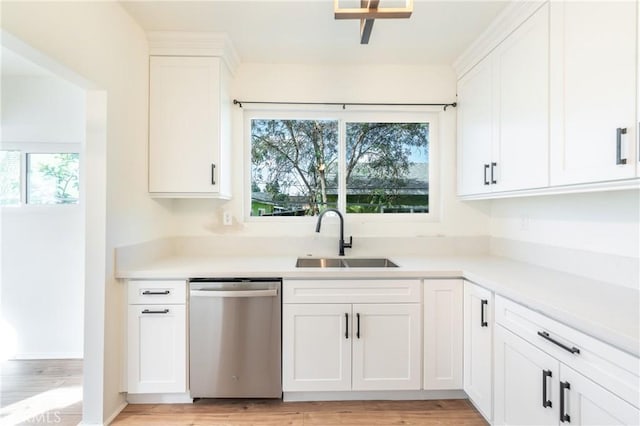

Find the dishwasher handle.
xmin=190 ymin=288 xmax=278 ymax=298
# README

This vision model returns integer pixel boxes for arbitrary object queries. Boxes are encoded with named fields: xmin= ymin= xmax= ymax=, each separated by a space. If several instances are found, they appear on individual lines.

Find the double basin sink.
xmin=296 ymin=257 xmax=398 ymax=268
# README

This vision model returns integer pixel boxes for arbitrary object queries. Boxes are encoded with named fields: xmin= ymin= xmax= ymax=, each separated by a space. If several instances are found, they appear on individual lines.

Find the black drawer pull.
xmin=142 ymin=290 xmax=170 ymax=295
xmin=345 ymin=313 xmax=349 ymax=339
xmin=356 ymin=313 xmax=361 ymax=339
xmin=483 ymin=164 xmax=490 ymax=185
xmin=142 ymin=309 xmax=169 ymax=314
xmin=211 ymin=163 xmax=216 ymax=185
xmin=480 ymin=299 xmax=488 ymax=327
xmin=560 ymin=381 xmax=571 ymax=422
xmin=542 ymin=370 xmax=552 ymax=408
xmin=537 ymin=331 xmax=580 ymax=354
xmin=490 ymin=162 xmax=497 ymax=184
xmin=616 ymin=127 xmax=627 ymax=165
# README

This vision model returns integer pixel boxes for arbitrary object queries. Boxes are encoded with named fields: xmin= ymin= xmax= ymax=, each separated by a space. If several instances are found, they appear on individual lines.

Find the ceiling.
xmin=120 ymin=0 xmax=508 ymax=65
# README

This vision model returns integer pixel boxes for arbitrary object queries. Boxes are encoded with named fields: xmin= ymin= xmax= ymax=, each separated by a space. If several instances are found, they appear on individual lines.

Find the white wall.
xmin=1 ymin=75 xmax=86 ymax=143
xmin=489 ymin=190 xmax=640 ymax=289
xmin=1 ymin=75 xmax=85 ymax=359
xmin=490 ymin=190 xmax=640 ymax=259
xmin=1 ymin=2 xmax=175 ymax=424
xmin=172 ymin=63 xmax=492 ymax=241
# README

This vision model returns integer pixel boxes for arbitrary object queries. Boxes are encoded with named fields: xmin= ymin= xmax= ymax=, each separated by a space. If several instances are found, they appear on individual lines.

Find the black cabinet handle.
xmin=345 ymin=313 xmax=349 ymax=339
xmin=480 ymin=299 xmax=488 ymax=327
xmin=483 ymin=164 xmax=490 ymax=185
xmin=560 ymin=381 xmax=571 ymax=422
xmin=537 ymin=331 xmax=580 ymax=354
xmin=142 ymin=290 xmax=170 ymax=295
xmin=356 ymin=313 xmax=361 ymax=339
xmin=542 ymin=370 xmax=552 ymax=408
xmin=211 ymin=163 xmax=216 ymax=185
xmin=616 ymin=128 xmax=627 ymax=165
xmin=490 ymin=162 xmax=497 ymax=184
xmin=142 ymin=309 xmax=169 ymax=314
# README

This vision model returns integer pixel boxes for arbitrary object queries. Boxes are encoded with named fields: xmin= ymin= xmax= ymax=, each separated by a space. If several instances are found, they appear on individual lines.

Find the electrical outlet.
xmin=223 ymin=211 xmax=232 ymax=226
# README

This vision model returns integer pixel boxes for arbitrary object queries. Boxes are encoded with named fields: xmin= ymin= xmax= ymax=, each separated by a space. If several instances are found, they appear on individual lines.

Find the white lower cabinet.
xmin=423 ymin=279 xmax=463 ymax=390
xmin=494 ymin=325 xmax=558 ymax=425
xmin=126 ymin=280 xmax=187 ymax=394
xmin=283 ymin=302 xmax=421 ymax=392
xmin=282 ymin=303 xmax=351 ymax=391
xmin=351 ymin=303 xmax=421 ymax=391
xmin=282 ymin=279 xmax=422 ymax=393
xmin=463 ymin=281 xmax=493 ymax=421
xmin=560 ymin=364 xmax=639 ymax=425
xmin=494 ymin=296 xmax=640 ymax=426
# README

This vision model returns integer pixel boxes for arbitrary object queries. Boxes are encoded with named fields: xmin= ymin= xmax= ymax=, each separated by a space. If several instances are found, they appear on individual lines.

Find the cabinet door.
xmin=457 ymin=54 xmax=494 ymax=196
xmin=494 ymin=3 xmax=549 ymax=192
xmin=127 ymin=304 xmax=186 ymax=394
xmin=149 ymin=56 xmax=221 ymax=194
xmin=550 ymin=1 xmax=637 ymax=184
xmin=352 ymin=303 xmax=421 ymax=391
xmin=424 ymin=279 xmax=463 ymax=390
xmin=463 ymin=281 xmax=493 ymax=421
xmin=560 ymin=365 xmax=640 ymax=426
xmin=494 ymin=325 xmax=558 ymax=426
xmin=282 ymin=304 xmax=351 ymax=391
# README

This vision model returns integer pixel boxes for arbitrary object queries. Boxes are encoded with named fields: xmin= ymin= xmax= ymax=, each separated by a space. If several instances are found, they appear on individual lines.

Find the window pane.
xmin=346 ymin=122 xmax=429 ymax=214
xmin=27 ymin=153 xmax=80 ymax=204
xmin=251 ymin=119 xmax=338 ymax=216
xmin=0 ymin=150 xmax=21 ymax=206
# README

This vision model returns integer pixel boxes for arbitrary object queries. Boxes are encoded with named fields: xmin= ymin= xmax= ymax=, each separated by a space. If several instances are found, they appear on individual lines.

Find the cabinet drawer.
xmin=495 ymin=295 xmax=639 ymax=407
xmin=283 ymin=279 xmax=421 ymax=304
xmin=128 ymin=280 xmax=186 ymax=305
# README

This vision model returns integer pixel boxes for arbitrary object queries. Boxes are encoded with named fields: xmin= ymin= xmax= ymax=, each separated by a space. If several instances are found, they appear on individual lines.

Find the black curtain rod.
xmin=232 ymin=99 xmax=457 ymax=111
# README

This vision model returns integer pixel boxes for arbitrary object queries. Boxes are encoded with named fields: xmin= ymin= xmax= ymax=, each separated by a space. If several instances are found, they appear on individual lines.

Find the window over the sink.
xmin=246 ymin=110 xmax=437 ymax=218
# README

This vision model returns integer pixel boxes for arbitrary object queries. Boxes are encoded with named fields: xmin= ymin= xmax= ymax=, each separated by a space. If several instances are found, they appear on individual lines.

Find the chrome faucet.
xmin=315 ymin=208 xmax=352 ymax=256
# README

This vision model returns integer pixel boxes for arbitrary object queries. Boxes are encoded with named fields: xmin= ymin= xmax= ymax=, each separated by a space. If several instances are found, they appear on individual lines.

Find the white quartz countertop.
xmin=116 ymin=254 xmax=640 ymax=357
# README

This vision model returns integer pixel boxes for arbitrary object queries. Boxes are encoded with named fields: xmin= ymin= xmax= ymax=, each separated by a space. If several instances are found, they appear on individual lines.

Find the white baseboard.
xmin=77 ymin=400 xmax=126 ymax=426
xmin=283 ymin=389 xmax=467 ymax=402
xmin=126 ymin=392 xmax=193 ymax=404
xmin=103 ymin=400 xmax=127 ymax=426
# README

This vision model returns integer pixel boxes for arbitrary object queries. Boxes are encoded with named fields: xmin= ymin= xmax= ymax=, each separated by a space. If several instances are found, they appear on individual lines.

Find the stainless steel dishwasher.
xmin=189 ymin=278 xmax=281 ymax=398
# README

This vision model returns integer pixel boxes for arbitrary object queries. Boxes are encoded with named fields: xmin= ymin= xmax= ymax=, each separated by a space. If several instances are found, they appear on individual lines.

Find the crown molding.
xmin=453 ymin=1 xmax=546 ymax=79
xmin=147 ymin=32 xmax=240 ymax=75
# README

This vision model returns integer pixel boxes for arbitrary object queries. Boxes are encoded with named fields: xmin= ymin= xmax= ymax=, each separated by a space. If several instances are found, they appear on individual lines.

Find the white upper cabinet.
xmin=550 ymin=1 xmax=638 ymax=185
xmin=494 ymin=2 xmax=549 ymax=192
xmin=149 ymin=55 xmax=232 ymax=198
xmin=457 ymin=54 xmax=494 ymax=196
xmin=457 ymin=3 xmax=549 ymax=196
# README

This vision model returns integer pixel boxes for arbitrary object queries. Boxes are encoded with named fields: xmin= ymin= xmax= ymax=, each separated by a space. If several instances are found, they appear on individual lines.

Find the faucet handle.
xmin=344 ymin=236 xmax=353 ymax=249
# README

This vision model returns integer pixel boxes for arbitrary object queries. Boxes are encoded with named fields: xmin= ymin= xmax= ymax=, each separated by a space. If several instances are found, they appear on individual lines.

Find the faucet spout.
xmin=315 ymin=208 xmax=353 ymax=256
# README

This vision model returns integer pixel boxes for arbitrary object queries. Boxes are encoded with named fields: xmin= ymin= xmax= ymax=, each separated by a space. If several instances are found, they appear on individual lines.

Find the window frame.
xmin=244 ymin=107 xmax=440 ymax=224
xmin=0 ymin=142 xmax=82 ymax=210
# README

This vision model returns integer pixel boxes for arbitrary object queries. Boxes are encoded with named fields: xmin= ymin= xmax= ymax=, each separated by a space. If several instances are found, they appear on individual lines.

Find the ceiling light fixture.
xmin=334 ymin=0 xmax=413 ymax=44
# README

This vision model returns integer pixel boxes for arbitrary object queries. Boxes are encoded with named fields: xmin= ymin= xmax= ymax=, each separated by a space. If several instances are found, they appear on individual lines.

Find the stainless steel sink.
xmin=295 ymin=257 xmax=398 ymax=268
xmin=342 ymin=258 xmax=398 ymax=268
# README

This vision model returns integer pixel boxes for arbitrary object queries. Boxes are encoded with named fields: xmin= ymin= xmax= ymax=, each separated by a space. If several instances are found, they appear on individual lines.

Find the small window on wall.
xmin=0 ymin=150 xmax=21 ymax=206
xmin=0 ymin=150 xmax=80 ymax=206
xmin=27 ymin=153 xmax=80 ymax=204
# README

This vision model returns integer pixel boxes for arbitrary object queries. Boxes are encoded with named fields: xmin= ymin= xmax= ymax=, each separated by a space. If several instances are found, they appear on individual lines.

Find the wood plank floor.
xmin=1 ymin=360 xmax=488 ymax=425
xmin=0 ymin=359 xmax=83 ymax=426
xmin=113 ymin=398 xmax=488 ymax=425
